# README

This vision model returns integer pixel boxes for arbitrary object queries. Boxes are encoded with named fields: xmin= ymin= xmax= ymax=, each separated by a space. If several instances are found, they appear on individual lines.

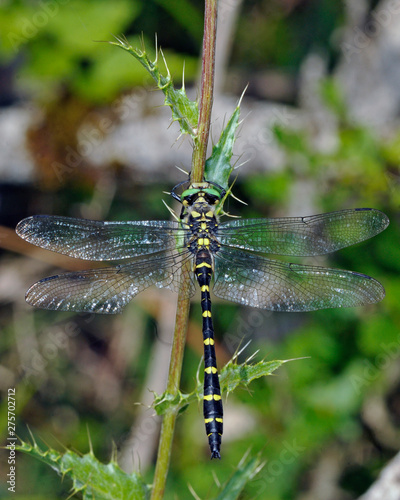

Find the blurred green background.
xmin=0 ymin=0 xmax=399 ymax=499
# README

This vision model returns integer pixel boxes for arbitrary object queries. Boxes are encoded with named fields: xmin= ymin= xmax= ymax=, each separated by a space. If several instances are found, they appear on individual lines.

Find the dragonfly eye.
xmin=182 ymin=193 xmax=198 ymax=206
xmin=204 ymin=194 xmax=220 ymax=205
xmin=202 ymin=188 xmax=222 ymax=205
xmin=181 ymin=188 xmax=200 ymax=204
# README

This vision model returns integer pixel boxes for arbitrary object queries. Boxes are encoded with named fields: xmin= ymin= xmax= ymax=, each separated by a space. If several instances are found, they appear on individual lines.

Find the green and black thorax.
xmin=178 ymin=181 xmax=223 ymax=257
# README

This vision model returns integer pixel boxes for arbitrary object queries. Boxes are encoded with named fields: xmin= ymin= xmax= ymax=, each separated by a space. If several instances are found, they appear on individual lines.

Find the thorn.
xmin=112 ymin=441 xmax=120 ymax=463
xmin=236 ymin=157 xmax=251 ymax=169
xmin=162 ymin=199 xmax=180 ymax=221
xmin=155 ymin=33 xmax=158 ymax=63
xmin=221 ymin=210 xmax=241 ymax=219
xmin=230 ymin=191 xmax=248 ymax=205
xmin=196 ymin=357 xmax=203 ymax=387
xmin=140 ymin=32 xmax=145 ymax=53
xmin=231 ymin=338 xmax=248 ymax=362
xmin=27 ymin=425 xmax=36 ymax=446
xmin=255 ymin=461 xmax=267 ymax=475
xmin=212 ymin=469 xmax=221 ymax=488
xmin=182 ymin=61 xmax=186 ymax=91
xmin=66 ymin=489 xmax=78 ymax=500
xmin=109 ymin=34 xmax=129 ymax=49
xmin=86 ymin=424 xmax=93 ymax=455
xmin=188 ymin=483 xmax=202 ymax=500
xmin=236 ymin=340 xmax=252 ymax=359
xmin=225 ymin=175 xmax=248 ymax=206
xmin=283 ymin=356 xmax=311 ymax=363
xmin=238 ymin=84 xmax=248 ymax=107
xmin=245 ymin=349 xmax=259 ymax=363
xmin=160 ymin=48 xmax=170 ymax=79
xmin=175 ymin=165 xmax=189 ymax=176
xmin=238 ymin=448 xmax=251 ymax=468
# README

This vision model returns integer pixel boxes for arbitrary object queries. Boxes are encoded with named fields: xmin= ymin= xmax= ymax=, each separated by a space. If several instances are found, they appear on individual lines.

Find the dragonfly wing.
xmin=16 ymin=216 xmax=185 ymax=261
xmin=213 ymin=247 xmax=385 ymax=312
xmin=25 ymin=250 xmax=196 ymax=313
xmin=218 ymin=209 xmax=389 ymax=256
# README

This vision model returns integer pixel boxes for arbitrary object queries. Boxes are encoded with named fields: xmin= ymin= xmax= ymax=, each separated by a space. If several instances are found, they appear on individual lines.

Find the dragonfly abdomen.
xmin=195 ymin=250 xmax=223 ymax=459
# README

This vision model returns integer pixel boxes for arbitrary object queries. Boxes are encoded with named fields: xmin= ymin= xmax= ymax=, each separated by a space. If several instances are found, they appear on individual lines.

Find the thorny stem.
xmin=151 ymin=2 xmax=218 ymax=498
xmin=151 ymin=270 xmax=191 ymax=500
xmin=191 ymin=0 xmax=218 ymax=183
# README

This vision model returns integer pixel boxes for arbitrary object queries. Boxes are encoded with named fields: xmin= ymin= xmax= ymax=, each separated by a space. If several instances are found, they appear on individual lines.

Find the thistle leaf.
xmin=205 ymin=94 xmax=243 ymax=191
xmin=215 ymin=451 xmax=265 ymax=500
xmin=219 ymin=358 xmax=287 ymax=395
xmin=110 ymin=36 xmax=198 ymax=137
xmin=16 ymin=439 xmax=150 ymax=500
xmin=152 ymin=357 xmax=289 ymax=415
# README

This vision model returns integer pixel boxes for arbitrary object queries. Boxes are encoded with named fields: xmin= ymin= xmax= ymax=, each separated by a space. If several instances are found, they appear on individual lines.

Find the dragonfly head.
xmin=171 ymin=181 xmax=226 ymax=219
xmin=171 ymin=181 xmax=225 ymax=206
xmin=182 ymin=183 xmax=221 ymax=206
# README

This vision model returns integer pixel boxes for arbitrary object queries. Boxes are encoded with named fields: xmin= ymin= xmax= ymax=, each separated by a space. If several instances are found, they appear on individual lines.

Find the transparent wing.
xmin=16 ymin=216 xmax=186 ymax=261
xmin=25 ymin=249 xmax=196 ymax=314
xmin=213 ymin=247 xmax=385 ymax=312
xmin=218 ymin=209 xmax=389 ymax=256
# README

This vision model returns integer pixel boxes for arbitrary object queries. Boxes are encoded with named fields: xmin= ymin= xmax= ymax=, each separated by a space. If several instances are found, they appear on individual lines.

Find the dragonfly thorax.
xmin=183 ymin=199 xmax=221 ymax=255
xmin=176 ymin=184 xmax=221 ymax=263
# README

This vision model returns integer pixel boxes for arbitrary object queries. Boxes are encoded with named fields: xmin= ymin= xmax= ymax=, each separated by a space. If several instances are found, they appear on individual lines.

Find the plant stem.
xmin=151 ymin=267 xmax=191 ymax=500
xmin=192 ymin=0 xmax=218 ymax=182
xmin=151 ymin=2 xmax=218 ymax=498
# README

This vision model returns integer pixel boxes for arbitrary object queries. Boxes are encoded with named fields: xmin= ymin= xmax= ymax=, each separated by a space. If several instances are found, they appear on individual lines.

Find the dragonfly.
xmin=16 ymin=181 xmax=389 ymax=459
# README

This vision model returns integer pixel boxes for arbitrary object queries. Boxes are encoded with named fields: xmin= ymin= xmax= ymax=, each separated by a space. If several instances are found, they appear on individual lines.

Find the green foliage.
xmin=273 ymin=78 xmax=394 ymax=211
xmin=16 ymin=439 xmax=150 ymax=500
xmin=205 ymin=100 xmax=242 ymax=192
xmin=1 ymin=1 xmax=140 ymax=101
xmin=153 ymin=357 xmax=288 ymax=415
xmin=110 ymin=36 xmax=243 ymax=195
xmin=110 ymin=36 xmax=199 ymax=138
xmin=16 ymin=437 xmax=267 ymax=500
xmin=214 ymin=452 xmax=264 ymax=500
xmin=0 ymin=0 xmax=199 ymax=103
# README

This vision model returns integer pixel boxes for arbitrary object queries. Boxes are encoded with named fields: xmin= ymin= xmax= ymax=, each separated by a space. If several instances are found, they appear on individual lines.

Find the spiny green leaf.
xmin=219 ymin=358 xmax=288 ymax=394
xmin=215 ymin=451 xmax=265 ymax=500
xmin=16 ymin=439 xmax=150 ymax=500
xmin=110 ymin=36 xmax=198 ymax=137
xmin=152 ymin=390 xmax=188 ymax=416
xmin=152 ymin=357 xmax=290 ymax=415
xmin=205 ymin=98 xmax=242 ymax=192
